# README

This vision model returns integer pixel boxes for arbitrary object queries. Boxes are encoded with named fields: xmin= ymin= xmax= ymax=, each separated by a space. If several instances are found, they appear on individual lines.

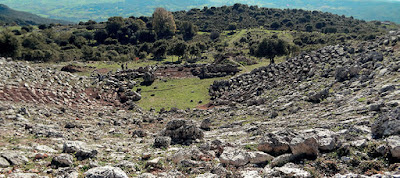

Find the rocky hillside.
xmin=0 ymin=31 xmax=400 ymax=177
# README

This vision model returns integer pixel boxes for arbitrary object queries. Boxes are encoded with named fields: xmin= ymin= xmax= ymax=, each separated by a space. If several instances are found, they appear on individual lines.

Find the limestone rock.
xmin=196 ymin=173 xmax=219 ymax=178
xmin=266 ymin=163 xmax=312 ymax=177
xmin=219 ymin=147 xmax=249 ymax=166
xmin=63 ymin=141 xmax=97 ymax=160
xmin=248 ymin=151 xmax=274 ymax=164
xmin=0 ymin=152 xmax=29 ymax=165
xmin=258 ymin=130 xmax=295 ymax=156
xmin=8 ymin=173 xmax=39 ymax=178
xmin=55 ymin=167 xmax=79 ymax=178
xmin=290 ymin=135 xmax=319 ymax=158
xmin=371 ymin=108 xmax=400 ymax=138
xmin=270 ymin=154 xmax=294 ymax=168
xmin=240 ymin=170 xmax=261 ymax=178
xmin=160 ymin=119 xmax=204 ymax=145
xmin=153 ymin=136 xmax=171 ymax=148
xmin=0 ymin=156 xmax=10 ymax=167
xmin=84 ymin=166 xmax=128 ymax=178
xmin=52 ymin=154 xmax=74 ymax=168
xmin=387 ymin=135 xmax=400 ymax=159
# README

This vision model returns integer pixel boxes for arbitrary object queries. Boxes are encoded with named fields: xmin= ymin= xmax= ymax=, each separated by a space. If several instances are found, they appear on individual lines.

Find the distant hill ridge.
xmin=0 ymin=0 xmax=399 ymax=23
xmin=0 ymin=4 xmax=70 ymax=25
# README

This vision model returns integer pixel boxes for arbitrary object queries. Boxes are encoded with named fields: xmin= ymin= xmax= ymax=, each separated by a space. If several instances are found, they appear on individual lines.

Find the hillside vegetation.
xmin=0 ymin=0 xmax=399 ymax=23
xmin=0 ymin=4 xmax=393 ymax=64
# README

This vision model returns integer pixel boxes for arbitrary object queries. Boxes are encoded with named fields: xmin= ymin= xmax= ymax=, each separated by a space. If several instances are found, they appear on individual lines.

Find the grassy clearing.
xmin=136 ymin=77 xmax=225 ymax=111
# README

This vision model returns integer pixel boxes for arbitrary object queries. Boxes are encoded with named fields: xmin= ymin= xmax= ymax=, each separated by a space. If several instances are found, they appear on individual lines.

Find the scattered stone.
xmin=171 ymin=147 xmax=202 ymax=164
xmin=115 ymin=161 xmax=137 ymax=172
xmin=84 ymin=166 xmax=128 ymax=178
xmin=8 ymin=173 xmax=39 ymax=178
xmin=34 ymin=153 xmax=48 ymax=160
xmin=270 ymin=154 xmax=294 ymax=168
xmin=138 ymin=173 xmax=156 ymax=178
xmin=240 ymin=170 xmax=261 ymax=178
xmin=248 ymin=151 xmax=274 ymax=164
xmin=380 ymin=84 xmax=396 ymax=93
xmin=307 ymin=89 xmax=329 ymax=103
xmin=257 ymin=130 xmax=294 ymax=156
xmin=387 ymin=136 xmax=400 ymax=159
xmin=376 ymin=144 xmax=389 ymax=156
xmin=219 ymin=147 xmax=249 ymax=166
xmin=196 ymin=173 xmax=219 ymax=178
xmin=51 ymin=154 xmax=74 ymax=168
xmin=34 ymin=145 xmax=57 ymax=153
xmin=132 ymin=129 xmax=147 ymax=138
xmin=55 ymin=167 xmax=79 ymax=178
xmin=160 ymin=119 xmax=204 ymax=145
xmin=290 ymin=135 xmax=319 ymax=158
xmin=0 ymin=152 xmax=29 ymax=165
xmin=200 ymin=118 xmax=212 ymax=131
xmin=153 ymin=136 xmax=171 ymax=148
xmin=371 ymin=108 xmax=400 ymax=138
xmin=145 ymin=157 xmax=163 ymax=169
xmin=266 ymin=163 xmax=312 ymax=177
xmin=63 ymin=141 xmax=97 ymax=160
xmin=0 ymin=156 xmax=10 ymax=167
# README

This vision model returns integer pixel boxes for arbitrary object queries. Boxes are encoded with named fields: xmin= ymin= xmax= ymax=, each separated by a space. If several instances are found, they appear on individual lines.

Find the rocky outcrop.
xmin=160 ymin=119 xmax=204 ymax=145
xmin=289 ymin=135 xmax=319 ymax=158
xmin=209 ymin=34 xmax=396 ymax=106
xmin=386 ymin=136 xmax=400 ymax=159
xmin=372 ymin=107 xmax=400 ymax=138
xmin=257 ymin=130 xmax=295 ymax=156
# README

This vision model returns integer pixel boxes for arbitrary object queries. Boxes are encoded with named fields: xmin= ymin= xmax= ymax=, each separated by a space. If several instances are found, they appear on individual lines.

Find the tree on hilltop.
xmin=152 ymin=8 xmax=176 ymax=39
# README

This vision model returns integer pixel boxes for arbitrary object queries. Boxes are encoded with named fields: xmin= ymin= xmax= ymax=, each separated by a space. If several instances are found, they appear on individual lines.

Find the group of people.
xmin=121 ymin=63 xmax=129 ymax=70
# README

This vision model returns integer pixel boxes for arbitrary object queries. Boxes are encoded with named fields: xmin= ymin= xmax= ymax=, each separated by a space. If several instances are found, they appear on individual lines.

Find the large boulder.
xmin=305 ymin=129 xmax=339 ymax=152
xmin=307 ymin=89 xmax=329 ymax=103
xmin=257 ymin=130 xmax=295 ymax=156
xmin=335 ymin=66 xmax=360 ymax=82
xmin=51 ymin=154 xmax=74 ymax=168
xmin=160 ymin=119 xmax=204 ymax=145
xmin=143 ymin=72 xmax=156 ymax=85
xmin=387 ymin=135 xmax=400 ymax=159
xmin=153 ymin=136 xmax=171 ymax=148
xmin=248 ymin=151 xmax=274 ymax=164
xmin=219 ymin=147 xmax=249 ymax=167
xmin=265 ymin=163 xmax=312 ymax=177
xmin=290 ymin=135 xmax=319 ymax=159
xmin=0 ymin=156 xmax=10 ymax=167
xmin=84 ymin=166 xmax=128 ymax=178
xmin=171 ymin=147 xmax=203 ymax=164
xmin=371 ymin=108 xmax=400 ymax=139
xmin=63 ymin=141 xmax=98 ymax=160
xmin=0 ymin=152 xmax=28 ymax=165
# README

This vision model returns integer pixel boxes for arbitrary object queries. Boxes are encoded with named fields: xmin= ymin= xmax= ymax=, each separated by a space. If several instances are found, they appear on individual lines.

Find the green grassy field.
xmin=136 ymin=77 xmax=224 ymax=111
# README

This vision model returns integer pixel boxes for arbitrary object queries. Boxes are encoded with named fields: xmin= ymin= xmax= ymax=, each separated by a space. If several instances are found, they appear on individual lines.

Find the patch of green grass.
xmin=244 ymin=144 xmax=258 ymax=151
xmin=357 ymin=97 xmax=367 ymax=102
xmin=137 ymin=77 xmax=225 ymax=111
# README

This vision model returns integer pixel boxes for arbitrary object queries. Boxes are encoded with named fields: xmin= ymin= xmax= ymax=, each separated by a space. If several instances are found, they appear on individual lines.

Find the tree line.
xmin=0 ymin=4 xmax=387 ymax=64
